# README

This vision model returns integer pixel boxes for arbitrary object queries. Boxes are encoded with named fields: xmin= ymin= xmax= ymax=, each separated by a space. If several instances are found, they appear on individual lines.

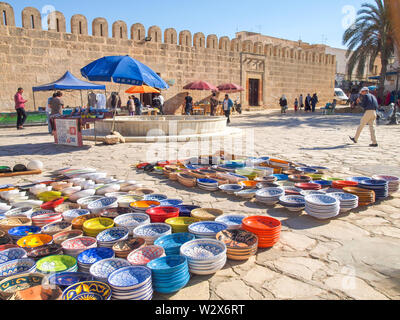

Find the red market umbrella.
xmin=217 ymin=83 xmax=245 ymax=93
xmin=183 ymin=81 xmax=218 ymax=91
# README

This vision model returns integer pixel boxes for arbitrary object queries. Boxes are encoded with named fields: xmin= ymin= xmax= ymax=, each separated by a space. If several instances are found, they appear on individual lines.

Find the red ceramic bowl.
xmin=137 ymin=163 xmax=150 ymax=170
xmin=242 ymin=216 xmax=281 ymax=231
xmin=294 ymin=183 xmax=322 ymax=190
xmin=40 ymin=198 xmax=65 ymax=211
xmin=332 ymin=181 xmax=359 ymax=189
xmin=146 ymin=206 xmax=179 ymax=223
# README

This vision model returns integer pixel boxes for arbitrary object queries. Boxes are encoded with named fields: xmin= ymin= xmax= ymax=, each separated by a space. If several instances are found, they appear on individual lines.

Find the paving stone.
xmin=272 ymin=257 xmax=326 ymax=281
xmin=242 ymin=265 xmax=279 ymax=285
xmin=263 ymin=276 xmax=324 ymax=299
xmin=279 ymin=231 xmax=317 ymax=251
xmin=215 ymin=280 xmax=252 ymax=300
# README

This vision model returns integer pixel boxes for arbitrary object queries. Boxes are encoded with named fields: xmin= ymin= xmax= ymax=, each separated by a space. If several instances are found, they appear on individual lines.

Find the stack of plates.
xmin=343 ymin=187 xmax=376 ymax=206
xmin=36 ymin=255 xmax=77 ymax=274
xmin=114 ymin=213 xmax=150 ymax=235
xmin=77 ymin=247 xmax=115 ymax=273
xmin=176 ymin=205 xmax=200 ymax=218
xmin=0 ymin=247 xmax=27 ymax=264
xmin=165 ymin=217 xmax=199 ymax=233
xmin=191 ymin=208 xmax=223 ymax=221
xmin=0 ymin=258 xmax=36 ymax=280
xmin=345 ymin=177 xmax=370 ymax=183
xmin=154 ymin=233 xmax=195 ymax=256
xmin=108 ymin=266 xmax=153 ymax=300
xmin=372 ymin=175 xmax=399 ymax=194
xmin=89 ymin=258 xmax=131 ymax=283
xmin=31 ymin=212 xmax=62 ymax=227
xmin=279 ymin=195 xmax=306 ymax=212
xmin=242 ymin=216 xmax=281 ymax=248
xmin=127 ymin=245 xmax=165 ymax=266
xmin=358 ymin=180 xmax=389 ymax=200
xmin=180 ymin=239 xmax=227 ymax=275
xmin=300 ymin=190 xmax=326 ymax=197
xmin=146 ymin=207 xmax=179 ymax=223
xmin=331 ymin=181 xmax=359 ymax=190
xmin=255 ymin=188 xmax=285 ymax=205
xmin=148 ymin=256 xmax=190 ymax=294
xmin=219 ymin=184 xmax=243 ymax=195
xmin=97 ymin=227 xmax=129 ymax=248
xmin=83 ymin=218 xmax=115 ymax=237
xmin=305 ymin=194 xmax=340 ymax=220
xmin=215 ymin=215 xmax=246 ymax=230
xmin=330 ymin=193 xmax=359 ymax=213
xmin=112 ymin=238 xmax=146 ymax=259
xmin=294 ymin=183 xmax=322 ymax=191
xmin=197 ymin=179 xmax=219 ymax=192
xmin=133 ymin=223 xmax=172 ymax=245
xmin=188 ymin=221 xmax=228 ymax=239
xmin=7 ymin=226 xmax=41 ymax=242
xmin=216 ymin=229 xmax=258 ymax=261
xmin=61 ymin=237 xmax=97 ymax=257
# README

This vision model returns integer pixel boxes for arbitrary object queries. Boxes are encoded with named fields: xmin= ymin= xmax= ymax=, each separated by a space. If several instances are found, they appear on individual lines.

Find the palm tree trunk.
xmin=378 ymin=57 xmax=388 ymax=104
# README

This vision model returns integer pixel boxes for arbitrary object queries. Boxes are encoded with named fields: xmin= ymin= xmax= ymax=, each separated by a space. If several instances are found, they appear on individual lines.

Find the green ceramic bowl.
xmin=36 ymin=255 xmax=77 ymax=274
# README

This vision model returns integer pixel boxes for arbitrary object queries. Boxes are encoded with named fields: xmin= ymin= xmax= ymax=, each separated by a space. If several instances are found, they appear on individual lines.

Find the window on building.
xmin=186 ymin=36 xmax=189 ymax=46
xmin=170 ymin=35 xmax=174 ymax=44
xmin=31 ymin=15 xmax=35 ymax=29
xmin=138 ymin=29 xmax=141 ymax=40
xmin=2 ymin=11 xmax=7 ymax=26
xmin=79 ymin=21 xmax=82 ymax=34
xmin=120 ymin=27 xmax=123 ymax=38
xmin=155 ymin=32 xmax=158 ymax=42
xmin=100 ymin=24 xmax=103 ymax=37
xmin=56 ymin=18 xmax=60 ymax=32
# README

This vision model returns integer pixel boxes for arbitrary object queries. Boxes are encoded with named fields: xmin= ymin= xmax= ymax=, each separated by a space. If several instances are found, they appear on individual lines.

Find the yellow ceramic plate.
xmin=82 ymin=218 xmax=114 ymax=231
xmin=17 ymin=234 xmax=53 ymax=248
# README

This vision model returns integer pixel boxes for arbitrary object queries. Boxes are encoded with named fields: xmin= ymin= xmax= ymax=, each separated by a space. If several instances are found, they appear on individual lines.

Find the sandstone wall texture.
xmin=0 ymin=2 xmax=336 ymax=113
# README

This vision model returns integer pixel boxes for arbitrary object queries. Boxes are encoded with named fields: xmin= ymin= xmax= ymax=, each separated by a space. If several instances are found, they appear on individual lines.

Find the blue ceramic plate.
xmin=154 ymin=233 xmax=195 ymax=252
xmin=256 ymin=188 xmax=284 ymax=197
xmin=197 ymin=179 xmax=218 ymax=185
xmin=296 ymin=167 xmax=318 ymax=174
xmin=345 ymin=176 xmax=370 ymax=183
xmin=305 ymin=194 xmax=339 ymax=206
xmin=273 ymin=174 xmax=289 ymax=181
xmin=78 ymin=247 xmax=115 ymax=265
xmin=219 ymin=185 xmax=243 ymax=192
xmin=279 ymin=195 xmax=306 ymax=206
xmin=108 ymin=266 xmax=152 ymax=289
xmin=180 ymin=239 xmax=226 ymax=261
xmin=359 ymin=180 xmax=388 ymax=187
xmin=329 ymin=193 xmax=359 ymax=202
xmin=87 ymin=197 xmax=118 ymax=210
xmin=176 ymin=205 xmax=200 ymax=217
xmin=143 ymin=194 xmax=168 ymax=202
xmin=47 ymin=272 xmax=93 ymax=289
xmin=0 ymin=258 xmax=36 ymax=279
xmin=188 ymin=221 xmax=228 ymax=235
xmin=159 ymin=199 xmax=183 ymax=207
xmin=62 ymin=281 xmax=112 ymax=300
xmin=8 ymin=226 xmax=41 ymax=238
xmin=97 ymin=227 xmax=129 ymax=243
xmin=62 ymin=209 xmax=90 ymax=220
xmin=148 ymin=255 xmax=188 ymax=274
xmin=134 ymin=224 xmax=172 ymax=238
xmin=0 ymin=248 xmax=27 ymax=264
xmin=114 ymin=213 xmax=150 ymax=227
xmin=215 ymin=215 xmax=246 ymax=227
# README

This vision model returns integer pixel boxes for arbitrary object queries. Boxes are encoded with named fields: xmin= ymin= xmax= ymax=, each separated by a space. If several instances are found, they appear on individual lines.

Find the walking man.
xmin=210 ymin=92 xmax=219 ymax=116
xmin=223 ymin=94 xmax=233 ymax=124
xmin=349 ymin=87 xmax=378 ymax=147
xmin=14 ymin=87 xmax=28 ymax=130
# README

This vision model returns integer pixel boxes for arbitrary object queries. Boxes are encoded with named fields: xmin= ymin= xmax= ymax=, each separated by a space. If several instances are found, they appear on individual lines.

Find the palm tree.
xmin=343 ymin=0 xmax=394 ymax=101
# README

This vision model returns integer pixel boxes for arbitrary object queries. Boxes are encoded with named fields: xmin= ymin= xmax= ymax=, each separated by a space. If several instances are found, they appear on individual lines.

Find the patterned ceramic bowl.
xmin=180 ymin=239 xmax=227 ymax=262
xmin=89 ymin=258 xmax=131 ymax=282
xmin=0 ymin=258 xmax=36 ymax=280
xmin=87 ymin=197 xmax=118 ymax=214
xmin=62 ymin=281 xmax=112 ymax=300
xmin=0 ymin=248 xmax=28 ymax=264
xmin=127 ymin=246 xmax=165 ymax=266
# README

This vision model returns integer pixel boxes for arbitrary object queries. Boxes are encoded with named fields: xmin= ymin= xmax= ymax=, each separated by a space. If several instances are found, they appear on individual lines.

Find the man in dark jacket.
xmin=311 ymin=93 xmax=319 ymax=112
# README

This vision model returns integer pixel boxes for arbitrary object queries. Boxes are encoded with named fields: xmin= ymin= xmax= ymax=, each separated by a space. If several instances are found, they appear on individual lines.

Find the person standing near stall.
xmin=223 ymin=94 xmax=233 ymax=124
xmin=210 ymin=92 xmax=219 ymax=116
xmin=49 ymin=91 xmax=64 ymax=134
xmin=14 ymin=88 xmax=28 ymax=130
xmin=184 ymin=93 xmax=193 ymax=115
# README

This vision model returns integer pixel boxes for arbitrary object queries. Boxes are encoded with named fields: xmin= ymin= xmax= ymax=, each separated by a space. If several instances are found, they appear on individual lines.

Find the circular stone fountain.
xmin=82 ymin=115 xmax=242 ymax=143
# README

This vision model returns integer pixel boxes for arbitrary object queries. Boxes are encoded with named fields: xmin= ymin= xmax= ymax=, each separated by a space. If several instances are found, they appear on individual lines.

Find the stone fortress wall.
xmin=0 ymin=2 xmax=336 ymax=113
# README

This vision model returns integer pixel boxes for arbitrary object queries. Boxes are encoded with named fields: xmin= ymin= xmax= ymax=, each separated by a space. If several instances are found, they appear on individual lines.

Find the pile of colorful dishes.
xmin=219 ymin=184 xmax=243 ymax=195
xmin=372 ymin=175 xmax=399 ymax=194
xmin=0 ymin=258 xmax=36 ymax=280
xmin=77 ymin=247 xmax=115 ymax=273
xmin=165 ymin=217 xmax=199 ymax=233
xmin=146 ymin=207 xmax=179 ymax=223
xmin=154 ymin=233 xmax=196 ymax=256
xmin=62 ymin=237 xmax=97 ymax=257
xmin=108 ymin=266 xmax=153 ymax=300
xmin=255 ymin=188 xmax=285 ymax=205
xmin=216 ymin=229 xmax=258 ymax=261
xmin=114 ymin=213 xmax=150 ymax=235
xmin=17 ymin=234 xmax=52 ymax=249
xmin=127 ymin=246 xmax=165 ymax=266
xmin=188 ymin=221 xmax=228 ymax=239
xmin=343 ymin=187 xmax=376 ymax=206
xmin=358 ymin=179 xmax=389 ymax=200
xmin=97 ymin=227 xmax=129 ymax=248
xmin=83 ymin=218 xmax=114 ymax=237
xmin=133 ymin=223 xmax=172 ymax=245
xmin=148 ymin=256 xmax=190 ymax=294
xmin=242 ymin=216 xmax=281 ymax=248
xmin=112 ymin=238 xmax=146 ymax=259
xmin=36 ymin=255 xmax=77 ymax=274
xmin=294 ymin=183 xmax=322 ymax=191
xmin=89 ymin=258 xmax=131 ymax=282
xmin=7 ymin=226 xmax=41 ymax=242
xmin=62 ymin=281 xmax=112 ymax=300
xmin=190 ymin=208 xmax=223 ymax=221
xmin=331 ymin=180 xmax=359 ymax=190
xmin=31 ymin=212 xmax=62 ymax=227
xmin=279 ymin=195 xmax=306 ymax=212
xmin=0 ymin=248 xmax=27 ymax=264
xmin=197 ymin=179 xmax=219 ymax=192
xmin=215 ymin=215 xmax=246 ymax=230
xmin=305 ymin=194 xmax=340 ymax=220
xmin=46 ymin=272 xmax=94 ymax=291
xmin=180 ymin=239 xmax=227 ymax=275
xmin=330 ymin=193 xmax=359 ymax=213
xmin=176 ymin=205 xmax=200 ymax=218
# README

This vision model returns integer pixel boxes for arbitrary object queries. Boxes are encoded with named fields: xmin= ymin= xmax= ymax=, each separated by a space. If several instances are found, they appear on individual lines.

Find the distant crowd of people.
xmin=279 ymin=93 xmax=319 ymax=114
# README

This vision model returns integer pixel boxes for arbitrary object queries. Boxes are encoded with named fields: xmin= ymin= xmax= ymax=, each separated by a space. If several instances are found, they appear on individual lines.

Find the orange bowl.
xmin=239 ymin=181 xmax=258 ymax=189
xmin=17 ymin=234 xmax=53 ymax=249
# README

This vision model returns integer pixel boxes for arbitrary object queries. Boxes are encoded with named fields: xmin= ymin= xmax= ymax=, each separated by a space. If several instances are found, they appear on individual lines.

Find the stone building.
xmin=0 ymin=2 xmax=336 ymax=113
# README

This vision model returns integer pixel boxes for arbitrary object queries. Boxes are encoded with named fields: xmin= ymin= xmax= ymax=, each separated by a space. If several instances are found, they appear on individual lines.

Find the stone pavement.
xmin=0 ymin=110 xmax=399 ymax=300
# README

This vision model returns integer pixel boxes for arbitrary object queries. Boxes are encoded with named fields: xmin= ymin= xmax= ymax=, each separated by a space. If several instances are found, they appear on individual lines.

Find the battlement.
xmin=0 ymin=2 xmax=335 ymax=66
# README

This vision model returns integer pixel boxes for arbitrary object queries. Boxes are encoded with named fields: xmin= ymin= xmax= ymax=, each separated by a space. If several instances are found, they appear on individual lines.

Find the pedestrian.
xmin=133 ymin=95 xmax=142 ymax=116
xmin=184 ymin=93 xmax=193 ymax=115
xmin=46 ymin=93 xmax=56 ymax=134
xmin=305 ymin=94 xmax=312 ymax=112
xmin=14 ymin=87 xmax=28 ymax=130
xmin=127 ymin=96 xmax=135 ymax=116
xmin=223 ymin=94 xmax=233 ymax=124
xmin=294 ymin=98 xmax=299 ymax=113
xmin=279 ymin=95 xmax=288 ymax=114
xmin=311 ymin=93 xmax=319 ymax=112
xmin=210 ymin=92 xmax=219 ymax=116
xmin=299 ymin=94 xmax=304 ymax=111
xmin=349 ymin=87 xmax=379 ymax=147
xmin=49 ymin=91 xmax=64 ymax=133
xmin=158 ymin=93 xmax=165 ymax=115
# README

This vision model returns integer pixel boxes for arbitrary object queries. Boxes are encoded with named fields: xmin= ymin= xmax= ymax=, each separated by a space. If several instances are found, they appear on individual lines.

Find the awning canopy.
xmin=368 ymin=71 xmax=398 ymax=80
xmin=32 ymin=71 xmax=106 ymax=92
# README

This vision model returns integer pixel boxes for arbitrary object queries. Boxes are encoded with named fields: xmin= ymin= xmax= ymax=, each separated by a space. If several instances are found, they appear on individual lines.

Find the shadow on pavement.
xmin=0 ymin=143 xmax=91 ymax=157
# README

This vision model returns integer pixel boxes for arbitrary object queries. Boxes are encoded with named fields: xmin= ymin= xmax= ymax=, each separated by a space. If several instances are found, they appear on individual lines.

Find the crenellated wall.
xmin=0 ymin=2 xmax=335 ymax=113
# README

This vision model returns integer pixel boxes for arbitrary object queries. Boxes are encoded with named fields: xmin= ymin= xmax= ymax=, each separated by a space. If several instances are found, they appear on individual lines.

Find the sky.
xmin=7 ymin=0 xmax=370 ymax=49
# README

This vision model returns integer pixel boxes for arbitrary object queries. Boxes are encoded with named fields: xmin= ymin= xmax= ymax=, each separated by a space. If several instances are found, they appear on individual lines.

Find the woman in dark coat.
xmin=311 ymin=93 xmax=319 ymax=113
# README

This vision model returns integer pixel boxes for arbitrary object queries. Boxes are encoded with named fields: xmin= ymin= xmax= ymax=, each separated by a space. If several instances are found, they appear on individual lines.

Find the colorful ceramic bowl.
xmin=61 ymin=281 xmax=112 ymax=300
xmin=0 ymin=258 xmax=36 ymax=280
xmin=36 ymin=255 xmax=77 ymax=274
xmin=17 ymin=234 xmax=53 ymax=249
xmin=0 ymin=273 xmax=44 ymax=300
xmin=127 ymin=246 xmax=166 ymax=266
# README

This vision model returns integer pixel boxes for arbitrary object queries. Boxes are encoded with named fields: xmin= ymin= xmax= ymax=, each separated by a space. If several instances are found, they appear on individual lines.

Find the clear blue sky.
xmin=7 ymin=0 xmax=369 ymax=49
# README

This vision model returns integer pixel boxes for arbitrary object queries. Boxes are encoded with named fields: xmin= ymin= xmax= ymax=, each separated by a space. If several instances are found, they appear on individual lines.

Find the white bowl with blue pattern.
xmin=215 ymin=215 xmax=246 ymax=230
xmin=0 ymin=248 xmax=28 ymax=264
xmin=97 ymin=227 xmax=130 ymax=246
xmin=188 ymin=221 xmax=228 ymax=238
xmin=180 ymin=239 xmax=226 ymax=262
xmin=0 ymin=258 xmax=36 ymax=280
xmin=133 ymin=223 xmax=172 ymax=245
xmin=89 ymin=258 xmax=131 ymax=282
xmin=87 ymin=197 xmax=118 ymax=214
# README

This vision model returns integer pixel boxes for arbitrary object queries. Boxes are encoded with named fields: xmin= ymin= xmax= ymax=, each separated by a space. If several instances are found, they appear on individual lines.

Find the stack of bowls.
xmin=330 ymin=193 xmax=359 ymax=213
xmin=83 ymin=218 xmax=115 ymax=237
xmin=159 ymin=199 xmax=184 ymax=207
xmin=216 ymin=229 xmax=258 ymax=261
xmin=279 ymin=195 xmax=306 ymax=212
xmin=148 ymin=256 xmax=190 ymax=294
xmin=343 ymin=187 xmax=376 ymax=206
xmin=180 ymin=239 xmax=227 ymax=275
xmin=112 ymin=238 xmax=146 ymax=259
xmin=41 ymin=221 xmax=71 ymax=236
xmin=96 ymin=227 xmax=129 ymax=248
xmin=62 ymin=209 xmax=90 ymax=223
xmin=31 ymin=212 xmax=62 ymax=227
xmin=17 ymin=234 xmax=53 ymax=249
xmin=242 ymin=216 xmax=281 ymax=248
xmin=133 ymin=223 xmax=172 ymax=245
xmin=53 ymin=230 xmax=83 ymax=246
xmin=146 ymin=207 xmax=179 ymax=223
xmin=87 ymin=197 xmax=118 ymax=215
xmin=130 ymin=201 xmax=160 ymax=213
xmin=61 ymin=281 xmax=112 ymax=300
xmin=197 ymin=179 xmax=219 ymax=192
xmin=127 ymin=245 xmax=165 ymax=266
xmin=108 ymin=266 xmax=153 ymax=300
xmin=219 ymin=184 xmax=243 ymax=195
xmin=188 ymin=221 xmax=228 ymax=239
xmin=165 ymin=217 xmax=199 ymax=233
xmin=255 ymin=188 xmax=285 ymax=205
xmin=0 ymin=247 xmax=27 ymax=264
xmin=215 ymin=215 xmax=246 ymax=230
xmin=358 ymin=179 xmax=389 ymax=200
xmin=89 ymin=258 xmax=131 ymax=283
xmin=114 ymin=213 xmax=150 ymax=235
xmin=77 ymin=247 xmax=115 ymax=273
xmin=0 ymin=258 xmax=36 ymax=280
xmin=154 ymin=233 xmax=195 ymax=256
xmin=305 ymin=194 xmax=340 ymax=220
xmin=7 ymin=226 xmax=41 ymax=242
xmin=176 ymin=205 xmax=200 ymax=218
xmin=331 ymin=180 xmax=359 ymax=190
xmin=372 ymin=175 xmax=399 ymax=194
xmin=36 ymin=255 xmax=77 ymax=274
xmin=234 ymin=189 xmax=257 ymax=199
xmin=77 ymin=196 xmax=103 ymax=209
xmin=61 ymin=237 xmax=97 ymax=257
xmin=191 ymin=208 xmax=223 ymax=221
xmin=294 ymin=183 xmax=322 ymax=191
xmin=345 ymin=177 xmax=370 ymax=183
